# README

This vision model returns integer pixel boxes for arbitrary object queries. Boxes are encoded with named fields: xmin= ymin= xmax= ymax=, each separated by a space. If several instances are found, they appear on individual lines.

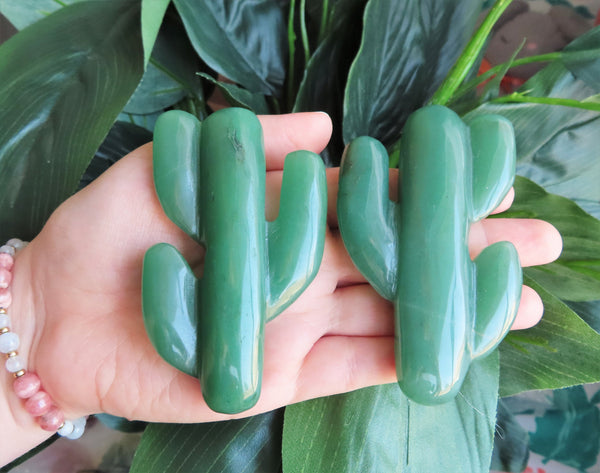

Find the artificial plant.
xmin=1 ymin=0 xmax=600 ymax=471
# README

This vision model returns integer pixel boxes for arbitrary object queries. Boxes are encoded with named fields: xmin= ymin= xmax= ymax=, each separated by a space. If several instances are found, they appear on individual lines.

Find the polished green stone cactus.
xmin=142 ymin=108 xmax=327 ymax=414
xmin=338 ymin=105 xmax=522 ymax=405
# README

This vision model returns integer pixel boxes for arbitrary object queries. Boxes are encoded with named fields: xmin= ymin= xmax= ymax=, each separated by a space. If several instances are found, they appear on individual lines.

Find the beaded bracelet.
xmin=0 ymin=238 xmax=86 ymax=439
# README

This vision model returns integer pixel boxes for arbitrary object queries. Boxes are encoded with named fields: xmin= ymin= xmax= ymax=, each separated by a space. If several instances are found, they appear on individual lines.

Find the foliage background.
xmin=1 ymin=0 xmax=600 ymax=471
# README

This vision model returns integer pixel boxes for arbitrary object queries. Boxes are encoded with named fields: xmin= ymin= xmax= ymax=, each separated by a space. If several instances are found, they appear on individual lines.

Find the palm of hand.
xmin=14 ymin=113 xmax=560 ymax=424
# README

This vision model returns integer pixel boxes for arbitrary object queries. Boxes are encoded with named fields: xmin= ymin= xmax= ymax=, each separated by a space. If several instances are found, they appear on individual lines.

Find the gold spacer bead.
xmin=0 ymin=327 xmax=9 ymax=334
xmin=14 ymin=369 xmax=26 ymax=378
xmin=6 ymin=351 xmax=18 ymax=358
xmin=0 ymin=308 xmax=6 ymax=314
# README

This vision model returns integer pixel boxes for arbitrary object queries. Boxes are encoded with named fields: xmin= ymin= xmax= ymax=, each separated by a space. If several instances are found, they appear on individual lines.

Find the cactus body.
xmin=142 ymin=108 xmax=327 ymax=414
xmin=338 ymin=105 xmax=522 ymax=405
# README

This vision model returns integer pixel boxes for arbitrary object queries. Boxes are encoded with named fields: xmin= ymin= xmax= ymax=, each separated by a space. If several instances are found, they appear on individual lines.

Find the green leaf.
xmin=0 ymin=0 xmax=85 ymax=30
xmin=480 ymin=39 xmax=525 ymax=103
xmin=173 ymin=0 xmax=287 ymax=96
xmin=117 ymin=111 xmax=162 ymax=132
xmin=79 ymin=121 xmax=153 ymax=189
xmin=130 ymin=410 xmax=284 ymax=473
xmin=141 ymin=0 xmax=170 ymax=66
xmin=124 ymin=10 xmax=206 ymax=115
xmin=565 ymin=300 xmax=600 ymax=334
xmin=500 ymin=177 xmax=600 ymax=302
xmin=0 ymin=0 xmax=144 ymax=242
xmin=562 ymin=26 xmax=600 ymax=89
xmin=293 ymin=0 xmax=367 ymax=166
xmin=499 ymin=277 xmax=600 ymax=397
xmin=465 ymin=27 xmax=600 ymax=207
xmin=283 ymin=354 xmax=498 ymax=473
xmin=490 ymin=400 xmax=530 ymax=473
xmin=199 ymin=73 xmax=270 ymax=114
xmin=342 ymin=0 xmax=483 ymax=147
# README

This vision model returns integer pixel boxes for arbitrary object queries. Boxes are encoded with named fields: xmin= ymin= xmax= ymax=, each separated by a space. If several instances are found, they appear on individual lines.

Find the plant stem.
xmin=318 ymin=0 xmax=330 ymax=43
xmin=429 ymin=0 xmax=514 ymax=106
xmin=451 ymin=50 xmax=600 ymax=103
xmin=491 ymin=93 xmax=600 ymax=112
xmin=467 ymin=52 xmax=561 ymax=91
xmin=300 ymin=0 xmax=311 ymax=66
xmin=287 ymin=0 xmax=297 ymax=111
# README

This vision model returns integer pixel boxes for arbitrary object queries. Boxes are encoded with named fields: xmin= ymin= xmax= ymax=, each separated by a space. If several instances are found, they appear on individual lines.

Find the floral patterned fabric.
xmin=493 ymin=384 xmax=600 ymax=473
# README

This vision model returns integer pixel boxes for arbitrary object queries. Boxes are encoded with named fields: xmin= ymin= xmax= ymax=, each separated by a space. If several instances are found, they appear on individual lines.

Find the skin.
xmin=0 ymin=112 xmax=562 ymax=465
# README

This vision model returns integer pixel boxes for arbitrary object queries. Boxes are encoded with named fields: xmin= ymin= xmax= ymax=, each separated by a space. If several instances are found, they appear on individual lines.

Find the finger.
xmin=259 ymin=113 xmax=332 ymax=171
xmin=328 ymin=230 xmax=368 ymax=287
xmin=326 ymin=284 xmax=394 ymax=336
xmin=512 ymin=285 xmax=543 ymax=330
xmin=469 ymin=218 xmax=562 ymax=267
xmin=491 ymin=187 xmax=514 ymax=214
xmin=294 ymin=336 xmax=396 ymax=402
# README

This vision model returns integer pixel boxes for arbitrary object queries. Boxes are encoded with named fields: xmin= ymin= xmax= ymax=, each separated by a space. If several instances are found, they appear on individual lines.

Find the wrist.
xmin=0 ymin=239 xmax=53 ymax=466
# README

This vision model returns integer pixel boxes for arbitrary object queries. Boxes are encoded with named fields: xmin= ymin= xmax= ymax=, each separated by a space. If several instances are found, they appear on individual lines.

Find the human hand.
xmin=3 ymin=112 xmax=561 ymax=460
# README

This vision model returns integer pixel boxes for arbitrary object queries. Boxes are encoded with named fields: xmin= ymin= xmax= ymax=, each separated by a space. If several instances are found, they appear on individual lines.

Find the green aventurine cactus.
xmin=338 ymin=105 xmax=522 ymax=405
xmin=142 ymin=108 xmax=327 ymax=414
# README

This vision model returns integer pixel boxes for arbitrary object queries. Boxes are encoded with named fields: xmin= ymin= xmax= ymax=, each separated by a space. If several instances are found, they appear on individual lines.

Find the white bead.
xmin=6 ymin=239 xmax=26 ymax=250
xmin=0 ymin=246 xmax=15 ymax=256
xmin=0 ymin=332 xmax=19 ymax=353
xmin=57 ymin=420 xmax=74 ymax=437
xmin=72 ymin=416 xmax=87 ymax=429
xmin=0 ymin=314 xmax=10 ymax=330
xmin=65 ymin=419 xmax=85 ymax=440
xmin=5 ymin=354 xmax=24 ymax=372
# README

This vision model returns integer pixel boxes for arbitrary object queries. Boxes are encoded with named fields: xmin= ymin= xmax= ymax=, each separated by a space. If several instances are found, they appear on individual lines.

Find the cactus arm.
xmin=471 ymin=241 xmax=522 ymax=359
xmin=266 ymin=151 xmax=327 ymax=321
xmin=467 ymin=114 xmax=516 ymax=221
xmin=196 ymin=108 xmax=266 ymax=414
xmin=337 ymin=136 xmax=399 ymax=301
xmin=142 ymin=243 xmax=198 ymax=377
xmin=152 ymin=110 xmax=202 ymax=241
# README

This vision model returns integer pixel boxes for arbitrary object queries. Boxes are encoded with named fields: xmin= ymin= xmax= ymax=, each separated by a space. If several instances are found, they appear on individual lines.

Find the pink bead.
xmin=38 ymin=407 xmax=65 ymax=432
xmin=13 ymin=372 xmax=41 ymax=399
xmin=0 ymin=253 xmax=13 ymax=271
xmin=25 ymin=390 xmax=53 ymax=416
xmin=0 ymin=268 xmax=12 ymax=289
xmin=0 ymin=288 xmax=11 ymax=308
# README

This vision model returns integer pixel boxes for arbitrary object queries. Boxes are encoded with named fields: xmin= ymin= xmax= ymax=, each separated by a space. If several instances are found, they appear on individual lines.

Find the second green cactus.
xmin=338 ymin=105 xmax=522 ymax=405
xmin=142 ymin=108 xmax=327 ymax=414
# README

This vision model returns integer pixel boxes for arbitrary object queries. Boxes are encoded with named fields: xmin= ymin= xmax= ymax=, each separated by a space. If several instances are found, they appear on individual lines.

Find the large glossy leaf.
xmin=130 ymin=410 xmax=284 ymax=473
xmin=499 ymin=177 xmax=600 ymax=302
xmin=342 ymin=0 xmax=483 ymax=147
xmin=466 ymin=27 xmax=600 ymax=208
xmin=141 ymin=0 xmax=170 ymax=66
xmin=499 ymin=276 xmax=600 ymax=397
xmin=1 ymin=0 xmax=169 ymax=69
xmin=283 ymin=354 xmax=498 ymax=473
xmin=0 ymin=0 xmax=85 ymax=30
xmin=173 ymin=0 xmax=287 ymax=96
xmin=124 ymin=9 xmax=206 ymax=115
xmin=79 ymin=121 xmax=152 ymax=189
xmin=199 ymin=73 xmax=270 ymax=114
xmin=0 ymin=0 xmax=144 ymax=241
xmin=565 ymin=300 xmax=600 ymax=334
xmin=293 ymin=0 xmax=367 ymax=166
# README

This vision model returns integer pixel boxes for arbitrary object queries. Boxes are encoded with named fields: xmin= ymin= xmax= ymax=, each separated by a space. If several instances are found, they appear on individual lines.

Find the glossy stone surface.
xmin=338 ymin=105 xmax=522 ymax=405
xmin=13 ymin=372 xmax=41 ymax=399
xmin=143 ymin=108 xmax=327 ymax=414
